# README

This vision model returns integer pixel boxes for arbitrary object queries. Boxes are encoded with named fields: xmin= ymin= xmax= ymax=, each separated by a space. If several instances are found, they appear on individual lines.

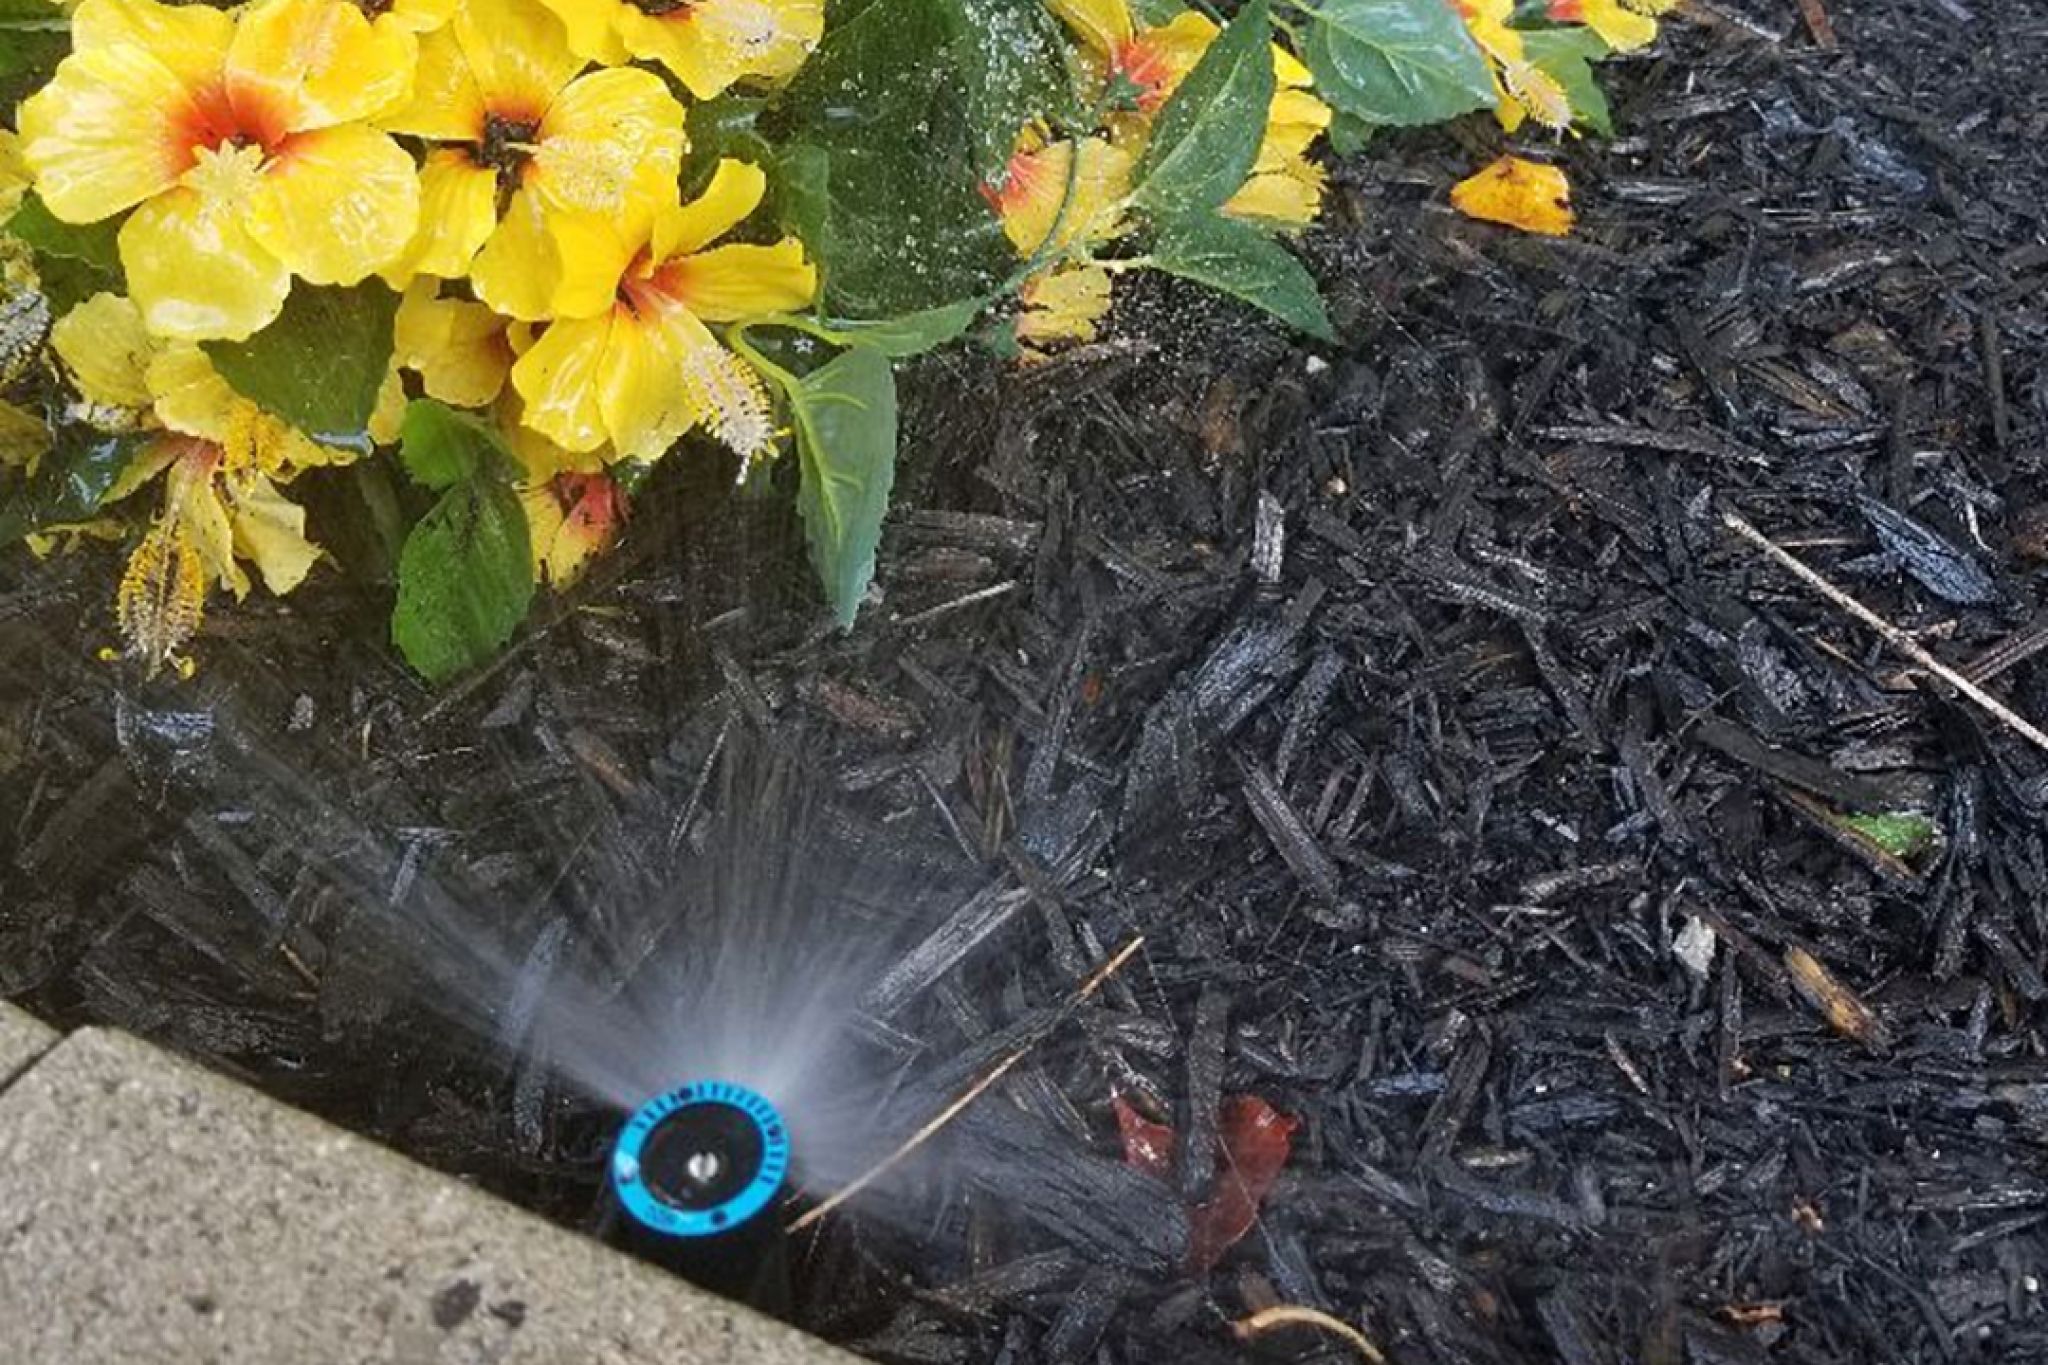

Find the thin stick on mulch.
xmin=1233 ymin=1305 xmax=1388 ymax=1364
xmin=789 ymin=935 xmax=1147 ymax=1234
xmin=1721 ymin=509 xmax=2048 ymax=757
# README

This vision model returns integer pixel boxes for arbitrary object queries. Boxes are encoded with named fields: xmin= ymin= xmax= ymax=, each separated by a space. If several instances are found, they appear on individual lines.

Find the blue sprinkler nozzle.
xmin=609 ymin=1080 xmax=791 ymax=1241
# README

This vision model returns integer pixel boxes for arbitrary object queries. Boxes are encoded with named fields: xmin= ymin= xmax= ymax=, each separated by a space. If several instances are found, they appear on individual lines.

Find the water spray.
xmin=602 ymin=1079 xmax=795 ymax=1313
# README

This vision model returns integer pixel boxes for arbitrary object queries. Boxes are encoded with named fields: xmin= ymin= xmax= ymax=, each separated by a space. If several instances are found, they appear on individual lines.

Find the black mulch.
xmin=6 ymin=1 xmax=2048 ymax=1361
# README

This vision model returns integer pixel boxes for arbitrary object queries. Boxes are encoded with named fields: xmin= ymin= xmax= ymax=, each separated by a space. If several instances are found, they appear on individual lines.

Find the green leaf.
xmin=1302 ymin=0 xmax=1496 ymax=126
xmin=0 ymin=0 xmax=69 ymax=104
xmin=6 ymin=194 xmax=125 ymax=313
xmin=391 ymin=475 xmax=534 ymax=682
xmin=788 ymin=345 xmax=898 ymax=628
xmin=397 ymin=398 xmax=506 ymax=489
xmin=770 ymin=0 xmax=1014 ymax=316
xmin=1521 ymin=28 xmax=1612 ymax=136
xmin=1132 ymin=0 xmax=1276 ymax=218
xmin=203 ymin=283 xmax=399 ymax=452
xmin=951 ymin=0 xmax=1079 ymax=176
xmin=1326 ymin=109 xmax=1379 ymax=156
xmin=1837 ymin=811 xmax=1940 ymax=861
xmin=829 ymin=298 xmax=984 ymax=357
xmin=0 ymin=429 xmax=144 ymax=548
xmin=1148 ymin=213 xmax=1335 ymax=341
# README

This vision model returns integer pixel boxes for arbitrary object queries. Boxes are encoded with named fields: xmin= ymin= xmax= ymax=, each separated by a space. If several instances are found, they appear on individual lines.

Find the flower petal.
xmin=394 ymin=283 xmax=514 ymax=407
xmin=383 ymin=148 xmax=498 ymax=283
xmin=511 ymin=312 xmax=614 ymax=453
xmin=652 ymin=158 xmax=765 ymax=260
xmin=377 ymin=24 xmax=486 ymax=140
xmin=455 ymin=0 xmax=584 ymax=118
xmin=533 ymin=0 xmax=630 ymax=65
xmin=593 ymin=295 xmax=705 ymax=463
xmin=532 ymin=66 xmax=686 ymax=216
xmin=227 ymin=471 xmax=322 ymax=593
xmin=51 ymin=293 xmax=159 ymax=411
xmin=1223 ymin=160 xmax=1325 ymax=227
xmin=146 ymin=342 xmax=246 ymax=442
xmin=519 ymin=470 xmax=622 ymax=586
xmin=658 ymin=239 xmax=815 ymax=322
xmin=120 ymin=185 xmax=292 ymax=341
xmin=18 ymin=45 xmax=198 ymax=222
xmin=246 ymin=124 xmax=421 ymax=285
xmin=1450 ymin=154 xmax=1574 ymax=236
xmin=226 ymin=0 xmax=419 ymax=134
xmin=72 ymin=0 xmax=234 ymax=87
xmin=1046 ymin=0 xmax=1132 ymax=56
xmin=615 ymin=0 xmax=821 ymax=99
xmin=471 ymin=186 xmax=635 ymax=321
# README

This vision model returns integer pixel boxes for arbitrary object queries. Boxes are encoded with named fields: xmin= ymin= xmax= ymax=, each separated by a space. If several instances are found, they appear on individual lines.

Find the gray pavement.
xmin=0 ymin=1005 xmax=855 ymax=1365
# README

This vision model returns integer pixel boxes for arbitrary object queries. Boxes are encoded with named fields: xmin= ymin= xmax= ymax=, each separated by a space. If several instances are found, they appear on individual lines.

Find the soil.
xmin=6 ymin=2 xmax=2048 ymax=1362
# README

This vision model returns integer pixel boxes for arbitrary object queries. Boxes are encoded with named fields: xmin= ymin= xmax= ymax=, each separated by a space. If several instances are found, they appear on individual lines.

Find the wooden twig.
xmin=1797 ymin=0 xmax=1838 ymax=48
xmin=788 ymin=935 xmax=1146 ymax=1233
xmin=1720 ymin=509 xmax=2048 ymax=756
xmin=1233 ymin=1305 xmax=1387 ymax=1364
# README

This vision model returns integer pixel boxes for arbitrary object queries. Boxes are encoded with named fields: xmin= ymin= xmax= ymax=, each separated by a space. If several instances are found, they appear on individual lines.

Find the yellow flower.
xmin=346 ymin=0 xmax=460 ymax=34
xmin=18 ymin=0 xmax=421 ymax=342
xmin=51 ymin=291 xmax=348 ymax=673
xmin=538 ymin=0 xmax=821 ymax=100
xmin=0 ymin=130 xmax=29 ymax=224
xmin=379 ymin=0 xmax=686 ymax=319
xmin=1041 ymin=0 xmax=1329 ymax=228
xmin=1545 ymin=0 xmax=1676 ymax=52
xmin=1015 ymin=264 xmax=1113 ymax=351
xmin=517 ymin=468 xmax=625 ymax=586
xmin=1451 ymin=0 xmax=1572 ymax=133
xmin=512 ymin=159 xmax=816 ymax=466
xmin=984 ymin=134 xmax=1133 ymax=257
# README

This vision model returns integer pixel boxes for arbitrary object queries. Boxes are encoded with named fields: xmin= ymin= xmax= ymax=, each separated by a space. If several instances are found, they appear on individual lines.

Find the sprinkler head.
xmin=609 ymin=1080 xmax=790 ymax=1241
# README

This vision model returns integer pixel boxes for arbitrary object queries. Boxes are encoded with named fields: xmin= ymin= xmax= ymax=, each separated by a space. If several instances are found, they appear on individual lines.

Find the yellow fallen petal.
xmin=51 ymin=293 xmax=159 ymax=411
xmin=17 ymin=45 xmax=197 ymax=223
xmin=512 ymin=312 xmax=614 ymax=453
xmin=226 ymin=471 xmax=321 ymax=593
xmin=1450 ymin=155 xmax=1574 ymax=236
xmin=1224 ymin=158 xmax=1326 ymax=228
xmin=226 ymin=0 xmax=419 ymax=134
xmin=383 ymin=148 xmax=499 ymax=284
xmin=1256 ymin=87 xmax=1332 ymax=168
xmin=71 ymin=0 xmax=234 ymax=87
xmin=368 ymin=365 xmax=406 ymax=446
xmin=161 ymin=441 xmax=247 ymax=598
xmin=120 ymin=184 xmax=293 ymax=341
xmin=246 ymin=124 xmax=421 ymax=285
xmin=394 ymin=283 xmax=515 ymax=407
xmin=455 ymin=0 xmax=584 ymax=119
xmin=532 ymin=66 xmax=686 ymax=217
xmin=658 ymin=239 xmax=815 ymax=322
xmin=653 ymin=159 xmax=767 ymax=260
xmin=614 ymin=0 xmax=821 ymax=99
xmin=1046 ymin=0 xmax=1132 ymax=57
xmin=378 ymin=23 xmax=487 ymax=140
xmin=1016 ymin=264 xmax=1113 ymax=348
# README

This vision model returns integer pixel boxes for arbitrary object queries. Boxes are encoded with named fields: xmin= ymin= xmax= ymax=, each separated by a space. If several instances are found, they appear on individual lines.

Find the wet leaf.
xmin=1451 ymin=155 xmax=1575 ymax=235
xmin=1837 ymin=810 xmax=1940 ymax=861
xmin=0 ymin=0 xmax=68 ymax=105
xmin=398 ymin=398 xmax=506 ymax=490
xmin=1109 ymin=1091 xmax=1299 ymax=1272
xmin=829 ymin=298 xmax=985 ymax=357
xmin=0 ymin=428 xmax=143 ymax=548
xmin=1521 ymin=27 xmax=1612 ymax=136
xmin=1148 ymin=213 xmax=1335 ymax=341
xmin=789 ymin=345 xmax=898 ymax=628
xmin=205 ymin=282 xmax=400 ymax=453
xmin=1132 ymin=0 xmax=1276 ymax=219
xmin=1111 ymin=1095 xmax=1176 ymax=1178
xmin=1303 ymin=0 xmax=1496 ymax=127
xmin=391 ymin=474 xmax=533 ymax=683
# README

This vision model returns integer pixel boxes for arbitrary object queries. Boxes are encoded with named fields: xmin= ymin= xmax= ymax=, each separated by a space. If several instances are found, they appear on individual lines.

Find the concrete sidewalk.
xmin=0 ymin=1001 xmax=854 ymax=1365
